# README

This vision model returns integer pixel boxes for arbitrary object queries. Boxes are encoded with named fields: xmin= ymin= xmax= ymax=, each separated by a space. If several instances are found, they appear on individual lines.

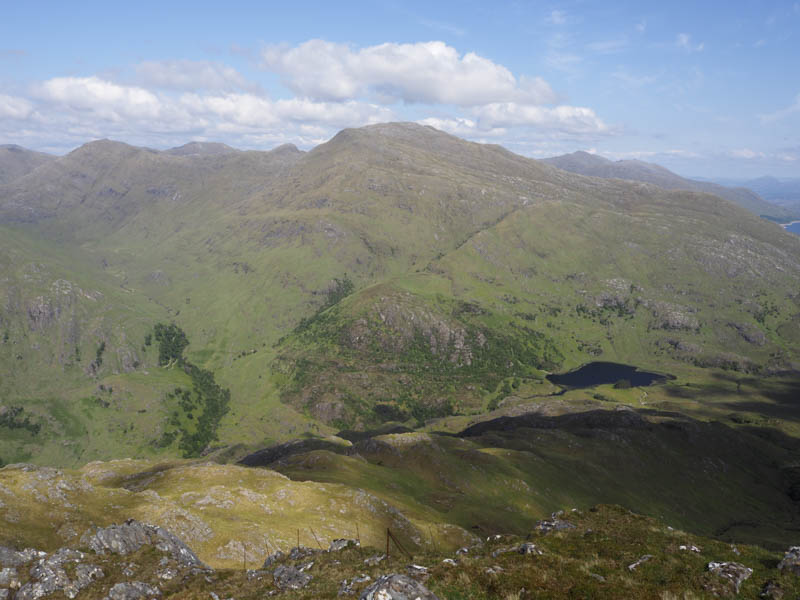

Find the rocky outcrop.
xmin=15 ymin=548 xmax=104 ymax=600
xmin=273 ymin=564 xmax=312 ymax=590
xmin=80 ymin=519 xmax=207 ymax=569
xmin=707 ymin=561 xmax=753 ymax=595
xmin=104 ymin=581 xmax=161 ymax=600
xmin=359 ymin=574 xmax=439 ymax=600
xmin=778 ymin=546 xmax=800 ymax=575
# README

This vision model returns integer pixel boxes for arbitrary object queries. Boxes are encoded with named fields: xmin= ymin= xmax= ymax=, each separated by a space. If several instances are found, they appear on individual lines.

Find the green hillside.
xmin=1 ymin=124 xmax=799 ymax=561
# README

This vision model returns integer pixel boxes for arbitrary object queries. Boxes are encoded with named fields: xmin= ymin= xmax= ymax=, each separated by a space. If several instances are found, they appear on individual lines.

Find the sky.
xmin=1 ymin=0 xmax=799 ymax=178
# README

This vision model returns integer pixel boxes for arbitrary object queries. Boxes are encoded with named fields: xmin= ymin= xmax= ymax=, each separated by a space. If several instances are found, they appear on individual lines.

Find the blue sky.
xmin=1 ymin=0 xmax=799 ymax=178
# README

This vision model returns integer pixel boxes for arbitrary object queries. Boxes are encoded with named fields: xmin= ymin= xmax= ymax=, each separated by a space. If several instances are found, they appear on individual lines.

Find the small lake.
xmin=784 ymin=222 xmax=800 ymax=236
xmin=546 ymin=362 xmax=673 ymax=388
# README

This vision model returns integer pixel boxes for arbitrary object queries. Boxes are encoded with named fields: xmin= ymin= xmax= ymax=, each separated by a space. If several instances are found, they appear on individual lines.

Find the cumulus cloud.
xmin=261 ymin=40 xmax=557 ymax=106
xmin=2 ymin=75 xmax=395 ymax=150
xmin=474 ymin=102 xmax=610 ymax=135
xmin=0 ymin=93 xmax=34 ymax=119
xmin=135 ymin=60 xmax=254 ymax=92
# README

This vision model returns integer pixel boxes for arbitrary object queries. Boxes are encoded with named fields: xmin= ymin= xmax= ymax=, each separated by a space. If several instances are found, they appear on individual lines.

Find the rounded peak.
xmin=164 ymin=141 xmax=239 ymax=156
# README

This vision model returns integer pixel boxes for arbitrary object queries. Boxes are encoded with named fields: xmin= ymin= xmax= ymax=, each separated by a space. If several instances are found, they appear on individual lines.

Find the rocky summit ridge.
xmin=2 ymin=506 xmax=800 ymax=599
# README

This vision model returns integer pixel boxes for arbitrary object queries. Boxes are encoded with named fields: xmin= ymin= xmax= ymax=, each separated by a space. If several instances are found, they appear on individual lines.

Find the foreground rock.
xmin=81 ymin=520 xmax=207 ymax=569
xmin=273 ymin=565 xmax=312 ymax=590
xmin=105 ymin=581 xmax=161 ymax=600
xmin=778 ymin=546 xmax=800 ymax=575
xmin=359 ymin=574 xmax=439 ymax=600
xmin=707 ymin=561 xmax=753 ymax=595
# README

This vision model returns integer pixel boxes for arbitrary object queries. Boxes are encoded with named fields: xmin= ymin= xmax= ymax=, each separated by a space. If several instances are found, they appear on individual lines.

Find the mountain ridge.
xmin=541 ymin=149 xmax=797 ymax=220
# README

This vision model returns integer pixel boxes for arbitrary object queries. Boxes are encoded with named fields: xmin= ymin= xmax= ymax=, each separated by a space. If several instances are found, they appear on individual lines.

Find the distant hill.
xmin=542 ymin=150 xmax=797 ymax=221
xmin=163 ymin=141 xmax=240 ymax=156
xmin=0 ymin=144 xmax=55 ymax=185
xmin=742 ymin=176 xmax=800 ymax=209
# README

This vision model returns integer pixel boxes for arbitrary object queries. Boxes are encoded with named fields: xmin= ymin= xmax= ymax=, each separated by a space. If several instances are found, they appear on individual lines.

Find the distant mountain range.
xmin=541 ymin=150 xmax=799 ymax=222
xmin=2 ymin=123 xmax=800 ymax=557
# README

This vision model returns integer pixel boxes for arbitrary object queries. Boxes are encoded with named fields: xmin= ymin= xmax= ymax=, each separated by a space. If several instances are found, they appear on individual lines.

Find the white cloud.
xmin=3 ymin=75 xmax=395 ymax=151
xmin=261 ymin=40 xmax=557 ymax=106
xmin=0 ymin=93 xmax=33 ymax=119
xmin=759 ymin=93 xmax=800 ymax=122
xmin=729 ymin=148 xmax=765 ymax=159
xmin=36 ymin=77 xmax=165 ymax=121
xmin=135 ymin=60 xmax=254 ymax=92
xmin=676 ymin=33 xmax=704 ymax=52
xmin=473 ymin=102 xmax=610 ymax=135
xmin=635 ymin=20 xmax=647 ymax=33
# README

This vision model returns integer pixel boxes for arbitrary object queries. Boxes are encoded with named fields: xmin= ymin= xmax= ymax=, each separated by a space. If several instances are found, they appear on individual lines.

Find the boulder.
xmin=81 ymin=520 xmax=207 ymax=569
xmin=15 ymin=548 xmax=102 ymax=600
xmin=534 ymin=517 xmax=576 ymax=535
xmin=261 ymin=550 xmax=286 ymax=568
xmin=359 ymin=574 xmax=439 ymax=600
xmin=627 ymin=555 xmax=653 ymax=571
xmin=339 ymin=574 xmax=371 ymax=596
xmin=0 ymin=568 xmax=20 ymax=588
xmin=707 ymin=561 xmax=753 ymax=595
xmin=0 ymin=547 xmax=46 ymax=568
xmin=518 ymin=542 xmax=543 ymax=555
xmin=329 ymin=539 xmax=360 ymax=552
xmin=105 ymin=582 xmax=161 ymax=600
xmin=778 ymin=546 xmax=800 ymax=575
xmin=273 ymin=565 xmax=312 ymax=590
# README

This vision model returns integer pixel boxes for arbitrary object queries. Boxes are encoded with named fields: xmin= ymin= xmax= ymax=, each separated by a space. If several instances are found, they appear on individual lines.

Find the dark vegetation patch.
xmin=149 ymin=323 xmax=230 ymax=457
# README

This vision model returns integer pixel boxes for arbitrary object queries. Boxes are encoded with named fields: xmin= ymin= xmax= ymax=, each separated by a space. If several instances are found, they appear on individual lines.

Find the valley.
xmin=1 ymin=123 xmax=800 ymax=598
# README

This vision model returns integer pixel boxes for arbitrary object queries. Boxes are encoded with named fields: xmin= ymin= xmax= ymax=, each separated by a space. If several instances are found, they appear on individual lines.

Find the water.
xmin=546 ymin=361 xmax=672 ymax=388
xmin=784 ymin=222 xmax=800 ymax=236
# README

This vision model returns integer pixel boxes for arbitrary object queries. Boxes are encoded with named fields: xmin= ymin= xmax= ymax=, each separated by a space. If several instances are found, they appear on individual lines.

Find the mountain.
xmin=163 ymin=141 xmax=240 ymax=156
xmin=542 ymin=150 xmax=798 ymax=221
xmin=742 ymin=176 xmax=800 ymax=209
xmin=0 ymin=144 xmax=55 ymax=185
xmin=1 ymin=123 xmax=800 ymax=554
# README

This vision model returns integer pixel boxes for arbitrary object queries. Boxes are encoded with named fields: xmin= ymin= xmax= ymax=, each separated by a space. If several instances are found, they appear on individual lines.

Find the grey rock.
xmin=707 ymin=561 xmax=753 ymax=594
xmin=778 ymin=546 xmax=800 ymax=575
xmin=518 ymin=542 xmax=543 ymax=555
xmin=287 ymin=546 xmax=319 ymax=561
xmin=627 ymin=555 xmax=653 ymax=571
xmin=364 ymin=554 xmax=385 ymax=566
xmin=0 ymin=547 xmax=46 ymax=568
xmin=261 ymin=550 xmax=285 ymax=568
xmin=339 ymin=574 xmax=371 ymax=596
xmin=534 ymin=517 xmax=576 ymax=535
xmin=105 ymin=581 xmax=161 ymax=600
xmin=273 ymin=565 xmax=312 ymax=590
xmin=0 ymin=588 xmax=8 ymax=600
xmin=406 ymin=564 xmax=428 ymax=579
xmin=81 ymin=519 xmax=206 ymax=568
xmin=760 ymin=580 xmax=784 ymax=599
xmin=17 ymin=547 xmax=93 ymax=600
xmin=0 ymin=567 xmax=19 ymax=587
xmin=359 ymin=574 xmax=439 ymax=600
xmin=329 ymin=539 xmax=360 ymax=552
xmin=589 ymin=573 xmax=606 ymax=583
xmin=441 ymin=558 xmax=457 ymax=566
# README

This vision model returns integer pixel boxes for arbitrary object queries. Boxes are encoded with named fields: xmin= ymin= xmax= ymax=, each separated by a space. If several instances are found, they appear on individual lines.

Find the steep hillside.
xmin=542 ymin=150 xmax=797 ymax=221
